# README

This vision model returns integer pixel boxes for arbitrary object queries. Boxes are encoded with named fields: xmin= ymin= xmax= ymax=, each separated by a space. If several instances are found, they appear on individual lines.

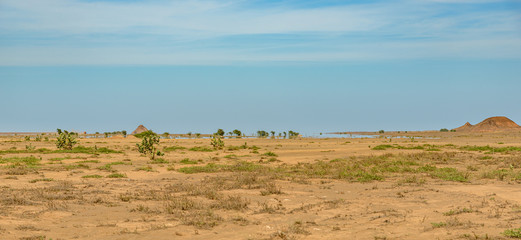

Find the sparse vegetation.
xmin=1 ymin=129 xmax=520 ymax=239
xmin=460 ymin=145 xmax=521 ymax=153
xmin=189 ymin=146 xmax=214 ymax=152
xmin=82 ymin=174 xmax=103 ymax=178
xmin=180 ymin=158 xmax=198 ymax=164
xmin=163 ymin=145 xmax=187 ymax=152
xmin=56 ymin=129 xmax=77 ymax=150
xmin=504 ymin=228 xmax=521 ymax=238
xmin=136 ymin=131 xmax=163 ymax=160
xmin=210 ymin=135 xmax=225 ymax=150
xmin=262 ymin=151 xmax=278 ymax=157
xmin=106 ymin=173 xmax=127 ymax=178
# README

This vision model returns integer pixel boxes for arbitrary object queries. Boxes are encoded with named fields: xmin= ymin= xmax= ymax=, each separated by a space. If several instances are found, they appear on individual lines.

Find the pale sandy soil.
xmin=1 ymin=132 xmax=521 ymax=240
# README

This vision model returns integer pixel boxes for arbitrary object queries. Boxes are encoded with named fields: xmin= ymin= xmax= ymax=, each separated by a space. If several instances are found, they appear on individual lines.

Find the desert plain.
xmin=1 ymin=130 xmax=521 ymax=240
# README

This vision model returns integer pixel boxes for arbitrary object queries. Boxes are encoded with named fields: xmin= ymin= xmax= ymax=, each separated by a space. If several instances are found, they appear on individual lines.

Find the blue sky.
xmin=1 ymin=0 xmax=520 ymax=134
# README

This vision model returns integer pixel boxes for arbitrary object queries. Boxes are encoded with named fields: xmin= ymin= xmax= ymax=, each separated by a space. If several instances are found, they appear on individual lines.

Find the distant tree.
xmin=122 ymin=130 xmax=127 ymax=137
xmin=215 ymin=129 xmax=225 ymax=136
xmin=187 ymin=132 xmax=192 ymax=138
xmin=288 ymin=130 xmax=299 ymax=138
xmin=378 ymin=130 xmax=385 ymax=134
xmin=270 ymin=131 xmax=276 ymax=137
xmin=440 ymin=128 xmax=449 ymax=132
xmin=283 ymin=132 xmax=287 ymax=139
xmin=257 ymin=130 xmax=269 ymax=138
xmin=163 ymin=132 xmax=170 ymax=139
xmin=233 ymin=129 xmax=242 ymax=137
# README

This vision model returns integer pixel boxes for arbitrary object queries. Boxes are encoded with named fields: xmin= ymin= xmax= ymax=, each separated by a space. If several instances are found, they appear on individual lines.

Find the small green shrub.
xmin=64 ymin=163 xmax=90 ymax=170
xmin=210 ymin=136 xmax=225 ymax=150
xmin=82 ymin=174 xmax=103 ymax=178
xmin=189 ymin=146 xmax=214 ymax=152
xmin=135 ymin=166 xmax=155 ymax=172
xmin=136 ymin=131 xmax=163 ymax=160
xmin=149 ymin=158 xmax=169 ymax=164
xmin=503 ymin=228 xmax=521 ymax=238
xmin=106 ymin=173 xmax=127 ymax=178
xmin=262 ymin=152 xmax=278 ymax=157
xmin=431 ymin=222 xmax=447 ymax=228
xmin=164 ymin=146 xmax=187 ymax=152
xmin=180 ymin=158 xmax=198 ymax=164
xmin=372 ymin=145 xmax=393 ymax=150
xmin=56 ymin=129 xmax=77 ymax=150
xmin=430 ymin=167 xmax=468 ymax=182
xmin=0 ymin=156 xmax=41 ymax=167
xmin=25 ymin=144 xmax=35 ymax=151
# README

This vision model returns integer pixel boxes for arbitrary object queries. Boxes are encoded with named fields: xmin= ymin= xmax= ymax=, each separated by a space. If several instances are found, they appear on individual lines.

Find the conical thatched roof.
xmin=131 ymin=125 xmax=149 ymax=135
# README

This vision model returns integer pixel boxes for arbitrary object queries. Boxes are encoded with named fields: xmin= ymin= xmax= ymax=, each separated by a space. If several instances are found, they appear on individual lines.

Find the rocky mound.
xmin=131 ymin=125 xmax=149 ymax=135
xmin=453 ymin=116 xmax=521 ymax=132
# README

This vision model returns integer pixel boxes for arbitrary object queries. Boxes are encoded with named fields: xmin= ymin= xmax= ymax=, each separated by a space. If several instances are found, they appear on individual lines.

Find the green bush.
xmin=503 ymin=228 xmax=521 ymax=238
xmin=136 ymin=132 xmax=163 ymax=160
xmin=56 ymin=129 xmax=78 ymax=150
xmin=210 ymin=136 xmax=225 ymax=150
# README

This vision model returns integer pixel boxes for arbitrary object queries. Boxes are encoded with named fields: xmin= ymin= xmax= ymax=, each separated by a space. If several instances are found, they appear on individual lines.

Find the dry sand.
xmin=1 ymin=132 xmax=521 ymax=239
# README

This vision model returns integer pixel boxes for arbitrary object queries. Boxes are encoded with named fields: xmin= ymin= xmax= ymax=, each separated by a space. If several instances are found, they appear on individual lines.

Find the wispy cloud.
xmin=0 ymin=0 xmax=520 ymax=65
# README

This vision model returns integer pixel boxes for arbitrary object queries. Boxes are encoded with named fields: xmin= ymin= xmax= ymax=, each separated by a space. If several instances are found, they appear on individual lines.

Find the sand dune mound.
xmin=131 ymin=125 xmax=149 ymax=135
xmin=454 ymin=116 xmax=521 ymax=132
xmin=454 ymin=122 xmax=473 ymax=132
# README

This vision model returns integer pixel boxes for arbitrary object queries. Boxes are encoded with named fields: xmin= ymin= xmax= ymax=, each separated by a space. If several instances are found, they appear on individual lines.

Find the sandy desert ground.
xmin=1 ymin=132 xmax=521 ymax=240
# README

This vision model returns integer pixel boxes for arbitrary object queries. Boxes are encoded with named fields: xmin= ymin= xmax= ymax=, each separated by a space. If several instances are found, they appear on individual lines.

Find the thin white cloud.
xmin=0 ymin=0 xmax=520 ymax=65
xmin=0 ymin=0 xmax=388 ymax=35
